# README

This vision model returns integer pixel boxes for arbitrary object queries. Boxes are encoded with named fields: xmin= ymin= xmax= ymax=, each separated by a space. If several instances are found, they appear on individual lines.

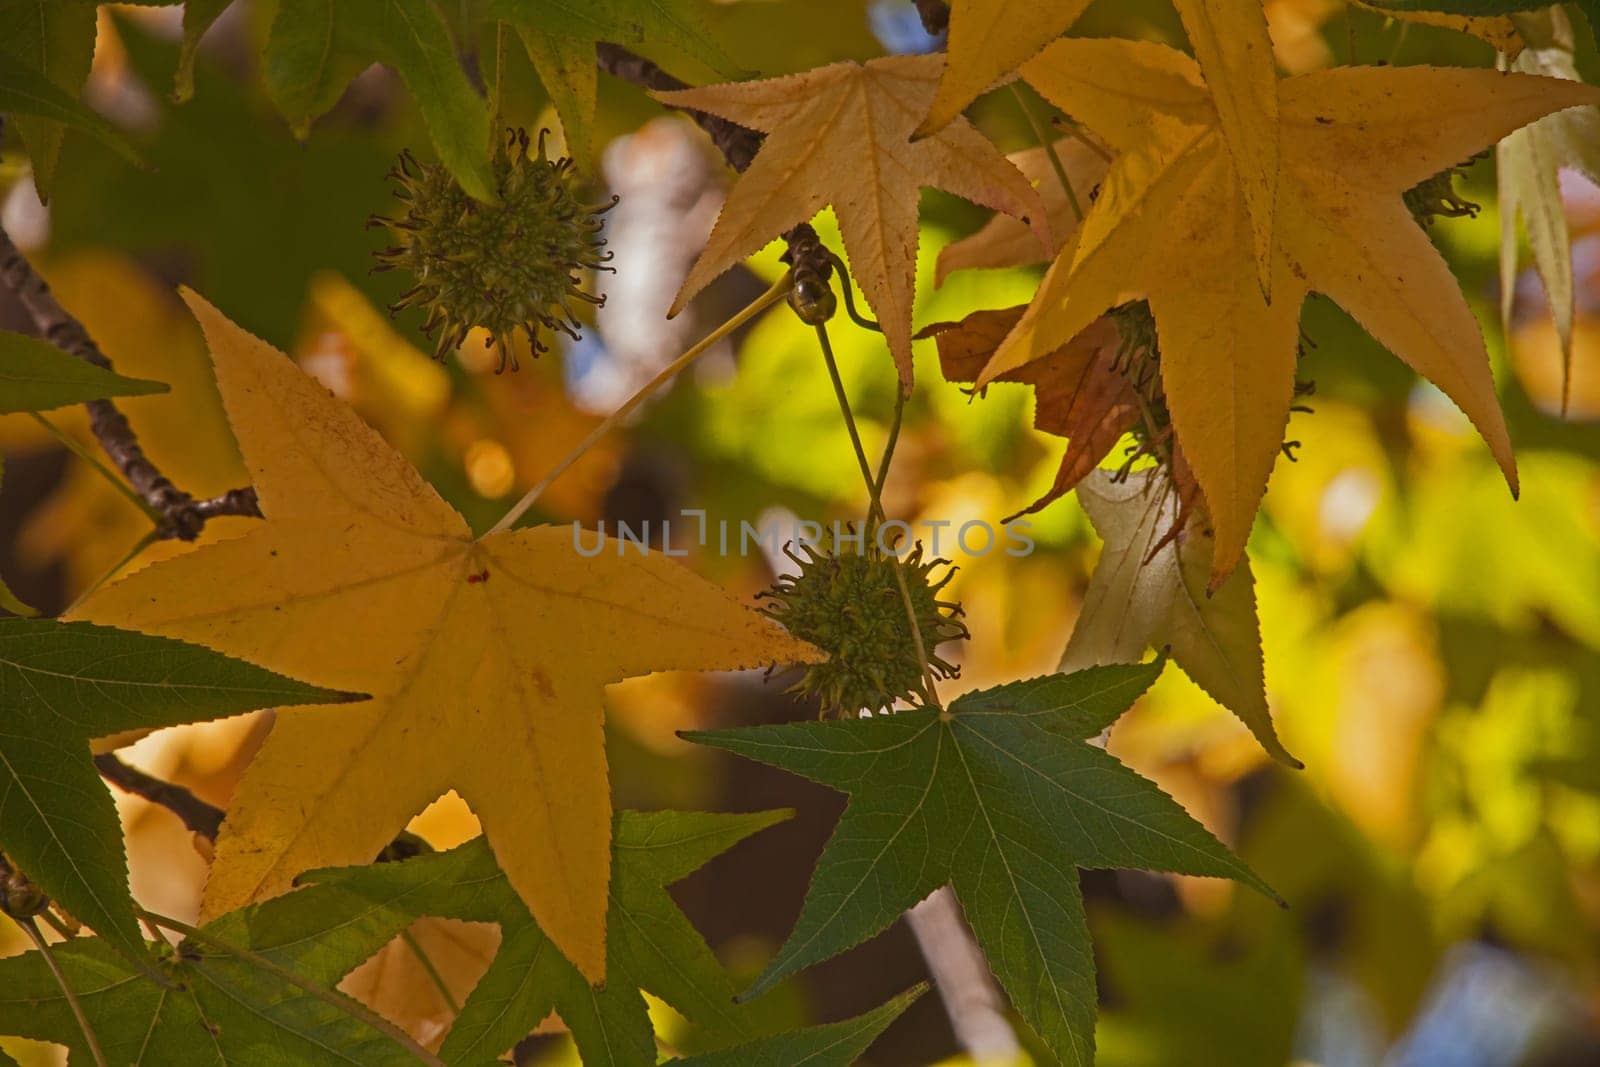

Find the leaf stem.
xmin=814 ymin=321 xmax=885 ymax=526
xmin=65 ymin=528 xmax=161 ymax=615
xmin=485 ymin=272 xmax=791 ymax=536
xmin=399 ymin=925 xmax=461 ymax=1015
xmin=137 ymin=909 xmax=446 ymax=1067
xmin=29 ymin=412 xmax=161 ymax=523
xmin=14 ymin=915 xmax=109 ymax=1067
xmin=1010 ymin=86 xmax=1083 ymax=223
xmin=871 ymin=388 xmax=905 ymax=506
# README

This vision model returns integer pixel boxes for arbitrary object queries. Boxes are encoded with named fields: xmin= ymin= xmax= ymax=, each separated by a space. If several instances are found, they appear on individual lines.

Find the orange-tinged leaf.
xmin=1172 ymin=0 xmax=1281 ymax=295
xmin=915 ymin=0 xmax=1093 ymax=136
xmin=925 ymin=307 xmax=1137 ymax=517
xmin=658 ymin=55 xmax=1048 ymax=390
xmin=935 ymin=137 xmax=1109 ymax=284
xmin=989 ymin=39 xmax=1599 ymax=584
xmin=69 ymin=291 xmax=821 ymax=983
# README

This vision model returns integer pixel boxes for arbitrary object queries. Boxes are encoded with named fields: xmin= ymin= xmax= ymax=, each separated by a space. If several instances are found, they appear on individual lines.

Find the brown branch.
xmin=0 ymin=225 xmax=259 ymax=539
xmin=915 ymin=0 xmax=951 ymax=37
xmin=94 ymin=752 xmax=430 ymax=864
xmin=94 ymin=753 xmax=224 ymax=840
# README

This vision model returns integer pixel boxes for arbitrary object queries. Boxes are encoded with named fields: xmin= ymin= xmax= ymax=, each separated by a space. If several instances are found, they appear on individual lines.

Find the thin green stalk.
xmin=15 ymin=915 xmax=108 ymax=1067
xmin=871 ymin=387 xmax=905 ymax=505
xmin=65 ymin=528 xmax=160 ymax=615
xmin=1010 ymin=85 xmax=1083 ymax=223
xmin=814 ymin=322 xmax=885 ymax=525
xmin=486 ymin=272 xmax=791 ymax=536
xmin=138 ymin=909 xmax=446 ymax=1067
xmin=30 ymin=412 xmax=160 ymax=523
xmin=399 ymin=926 xmax=461 ymax=1015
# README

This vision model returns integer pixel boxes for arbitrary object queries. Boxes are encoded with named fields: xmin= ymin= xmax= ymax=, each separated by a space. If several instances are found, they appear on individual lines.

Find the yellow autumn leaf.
xmin=69 ymin=291 xmax=821 ymax=982
xmin=935 ymin=136 xmax=1109 ymax=284
xmin=657 ymin=54 xmax=1048 ymax=389
xmin=914 ymin=0 xmax=1093 ymax=136
xmin=982 ymin=37 xmax=1600 ymax=584
xmin=1171 ymin=0 xmax=1280 ymax=295
xmin=1354 ymin=2 xmax=1524 ymax=54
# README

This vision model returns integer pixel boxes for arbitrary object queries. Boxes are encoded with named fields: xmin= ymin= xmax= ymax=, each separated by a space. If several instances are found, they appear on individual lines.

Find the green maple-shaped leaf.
xmin=0 ymin=872 xmax=432 ymax=1064
xmin=302 ymin=809 xmax=788 ymax=1064
xmin=261 ymin=0 xmax=495 ymax=201
xmin=0 ymin=330 xmax=168 ymax=414
xmin=686 ymin=663 xmax=1276 ymax=1067
xmin=0 ymin=43 xmax=140 ymax=173
xmin=486 ymin=0 xmax=741 ymax=163
xmin=0 ymin=0 xmax=97 ymax=200
xmin=0 ymin=618 xmax=363 ymax=972
xmin=667 ymin=984 xmax=925 ymax=1067
xmin=1061 ymin=469 xmax=1297 ymax=767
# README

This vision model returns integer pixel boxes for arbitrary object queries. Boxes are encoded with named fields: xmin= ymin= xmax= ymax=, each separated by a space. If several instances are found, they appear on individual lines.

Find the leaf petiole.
xmin=13 ymin=915 xmax=108 ymax=1067
xmin=137 ymin=908 xmax=447 ymax=1067
xmin=485 ymin=271 xmax=792 ymax=535
xmin=29 ymin=412 xmax=162 ymax=525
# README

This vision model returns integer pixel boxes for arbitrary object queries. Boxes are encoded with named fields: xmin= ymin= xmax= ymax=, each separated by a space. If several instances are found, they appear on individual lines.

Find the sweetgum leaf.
xmin=487 ymin=0 xmax=742 ymax=164
xmin=69 ymin=292 xmax=819 ymax=982
xmin=0 ymin=877 xmax=427 ymax=1064
xmin=0 ymin=47 xmax=141 ymax=169
xmin=0 ymin=329 xmax=168 ymax=414
xmin=302 ymin=810 xmax=790 ymax=1064
xmin=0 ymin=618 xmax=364 ymax=974
xmin=261 ymin=0 xmax=496 ymax=202
xmin=1363 ymin=0 xmax=1597 ymax=44
xmin=0 ymin=0 xmax=96 ymax=199
xmin=685 ymin=663 xmax=1275 ymax=1067
xmin=666 ymin=985 xmax=925 ymax=1067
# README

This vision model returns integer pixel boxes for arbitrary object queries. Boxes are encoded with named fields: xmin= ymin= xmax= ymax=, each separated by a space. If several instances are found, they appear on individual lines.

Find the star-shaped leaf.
xmin=935 ymin=137 xmax=1109 ymax=284
xmin=0 ymin=863 xmax=438 ymax=1064
xmin=303 ymin=810 xmax=789 ymax=1063
xmin=487 ymin=0 xmax=741 ymax=164
xmin=69 ymin=291 xmax=820 ymax=982
xmin=260 ymin=0 xmax=495 ymax=201
xmin=1498 ymin=6 xmax=1600 ymax=413
xmin=1171 ymin=0 xmax=1280 ymax=295
xmin=0 ymin=44 xmax=140 ymax=172
xmin=667 ymin=985 xmax=925 ymax=1067
xmin=1361 ymin=1 xmax=1599 ymax=46
xmin=0 ymin=618 xmax=361 ymax=974
xmin=1061 ymin=469 xmax=1296 ymax=767
xmin=915 ymin=0 xmax=1093 ymax=136
xmin=0 ymin=0 xmax=97 ymax=199
xmin=657 ymin=54 xmax=1049 ymax=390
xmin=0 ymin=329 xmax=168 ymax=414
xmin=982 ymin=37 xmax=1600 ymax=584
xmin=686 ymin=663 xmax=1274 ymax=1067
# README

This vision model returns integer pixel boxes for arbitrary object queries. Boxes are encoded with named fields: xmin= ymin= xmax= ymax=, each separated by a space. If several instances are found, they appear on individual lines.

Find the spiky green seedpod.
xmin=371 ymin=128 xmax=616 ymax=372
xmin=760 ymin=536 xmax=968 ymax=715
